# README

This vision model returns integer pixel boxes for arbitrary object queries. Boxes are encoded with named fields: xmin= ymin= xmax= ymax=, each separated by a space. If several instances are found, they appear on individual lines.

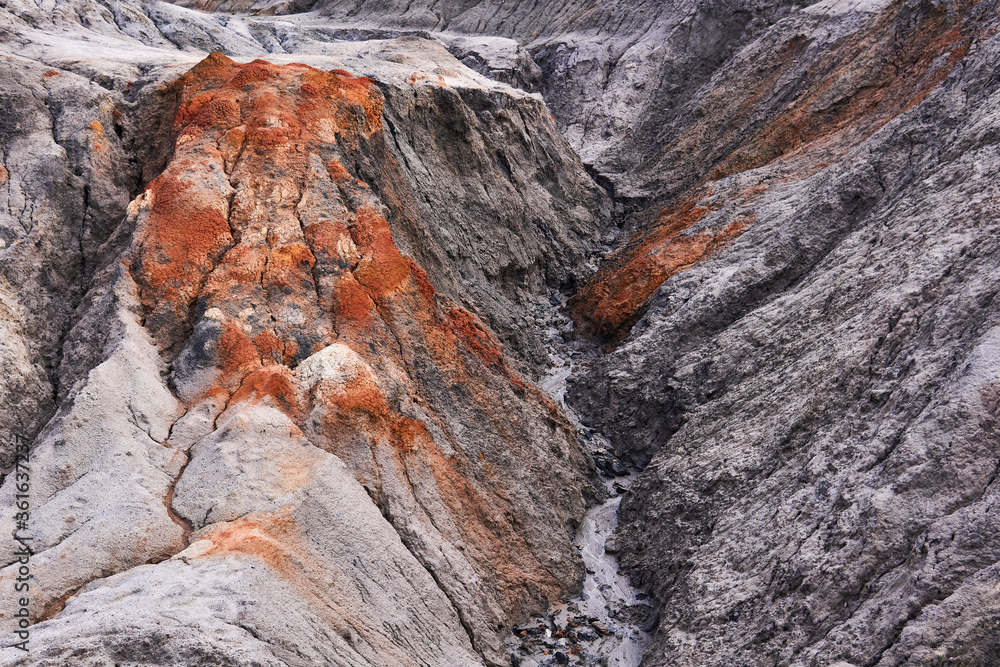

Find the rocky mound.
xmin=0 ymin=4 xmax=608 ymax=664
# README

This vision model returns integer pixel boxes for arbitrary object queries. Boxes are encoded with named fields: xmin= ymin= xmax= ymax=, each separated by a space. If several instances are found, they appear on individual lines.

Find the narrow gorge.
xmin=1 ymin=1 xmax=999 ymax=666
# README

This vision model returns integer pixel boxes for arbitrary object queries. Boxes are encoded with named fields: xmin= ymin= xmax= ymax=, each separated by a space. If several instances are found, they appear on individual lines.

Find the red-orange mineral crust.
xmin=125 ymin=52 xmax=589 ymax=650
xmin=572 ymin=0 xmax=994 ymax=346
xmin=570 ymin=189 xmax=753 ymax=345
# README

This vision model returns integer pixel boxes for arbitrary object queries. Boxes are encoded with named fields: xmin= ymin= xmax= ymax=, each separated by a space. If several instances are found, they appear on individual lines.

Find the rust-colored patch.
xmin=407 ymin=259 xmax=437 ymax=304
xmin=198 ymin=386 xmax=232 ymax=405
xmin=570 ymin=191 xmax=754 ymax=344
xmin=348 ymin=207 xmax=413 ymax=299
xmin=199 ymin=510 xmax=299 ymax=573
xmin=353 ymin=254 xmax=412 ymax=300
xmin=218 ymin=322 xmax=260 ymax=374
xmin=230 ymin=367 xmax=299 ymax=415
xmin=253 ymin=330 xmax=284 ymax=365
xmin=41 ymin=69 xmax=59 ymax=77
xmin=391 ymin=416 xmax=429 ymax=455
xmin=202 ymin=244 xmax=265 ymax=290
xmin=131 ymin=171 xmax=233 ymax=346
xmin=264 ymin=243 xmax=316 ymax=294
xmin=228 ymin=60 xmax=275 ymax=88
xmin=303 ymin=219 xmax=356 ymax=267
xmin=282 ymin=338 xmax=300 ymax=366
xmin=326 ymin=159 xmax=352 ymax=183
xmin=0 ymin=166 xmax=7 ymax=186
xmin=446 ymin=307 xmax=504 ymax=369
xmin=334 ymin=276 xmax=376 ymax=323
xmin=89 ymin=120 xmax=108 ymax=153
xmin=329 ymin=375 xmax=390 ymax=423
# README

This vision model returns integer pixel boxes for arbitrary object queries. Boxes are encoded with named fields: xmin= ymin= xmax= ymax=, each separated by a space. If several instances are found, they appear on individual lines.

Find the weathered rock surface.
xmin=0 ymin=54 xmax=142 ymax=465
xmin=4 ymin=0 xmax=1000 ymax=665
xmin=566 ymin=0 xmax=1000 ymax=665
xmin=0 ymin=3 xmax=606 ymax=664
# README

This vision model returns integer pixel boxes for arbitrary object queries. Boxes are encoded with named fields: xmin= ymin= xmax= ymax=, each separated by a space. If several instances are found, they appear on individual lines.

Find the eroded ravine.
xmin=506 ymin=299 xmax=655 ymax=667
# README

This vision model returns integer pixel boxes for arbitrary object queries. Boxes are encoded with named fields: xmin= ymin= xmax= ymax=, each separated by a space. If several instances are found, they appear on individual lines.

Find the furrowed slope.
xmin=0 ymin=7 xmax=608 ymax=662
xmin=566 ymin=0 xmax=1000 ymax=664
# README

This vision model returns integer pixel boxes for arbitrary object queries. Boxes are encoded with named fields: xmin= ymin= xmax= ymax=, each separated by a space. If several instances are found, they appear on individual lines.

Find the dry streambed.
xmin=506 ymin=300 xmax=656 ymax=667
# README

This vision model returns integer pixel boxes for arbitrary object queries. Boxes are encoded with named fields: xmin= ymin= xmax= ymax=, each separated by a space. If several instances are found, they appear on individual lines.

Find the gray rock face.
xmin=566 ymin=0 xmax=1000 ymax=664
xmin=360 ymin=70 xmax=609 ymax=367
xmin=4 ymin=0 xmax=1000 ymax=665
xmin=11 ymin=404 xmax=485 ymax=666
xmin=0 ymin=55 xmax=140 ymax=464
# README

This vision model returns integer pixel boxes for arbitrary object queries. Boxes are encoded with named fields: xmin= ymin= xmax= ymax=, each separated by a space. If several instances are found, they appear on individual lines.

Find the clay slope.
xmin=565 ymin=0 xmax=1000 ymax=664
xmin=0 ymin=6 xmax=609 ymax=662
xmin=132 ymin=52 xmax=591 ymax=659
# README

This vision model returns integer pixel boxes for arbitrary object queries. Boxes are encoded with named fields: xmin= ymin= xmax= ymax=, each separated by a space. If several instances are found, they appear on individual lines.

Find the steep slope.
xmin=565 ymin=0 xmax=1000 ymax=664
xmin=570 ymin=0 xmax=989 ymax=344
xmin=0 ymin=5 xmax=609 ymax=663
xmin=2 ymin=0 xmax=612 ymax=367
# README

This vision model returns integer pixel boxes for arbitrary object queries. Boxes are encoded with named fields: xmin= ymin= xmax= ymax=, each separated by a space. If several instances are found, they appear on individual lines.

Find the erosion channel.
xmin=507 ymin=301 xmax=656 ymax=667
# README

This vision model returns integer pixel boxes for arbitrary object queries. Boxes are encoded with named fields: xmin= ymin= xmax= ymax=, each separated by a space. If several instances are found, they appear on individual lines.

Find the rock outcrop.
xmin=4 ymin=0 xmax=1000 ymax=665
xmin=566 ymin=0 xmax=1000 ymax=665
xmin=0 ymin=4 xmax=607 ymax=664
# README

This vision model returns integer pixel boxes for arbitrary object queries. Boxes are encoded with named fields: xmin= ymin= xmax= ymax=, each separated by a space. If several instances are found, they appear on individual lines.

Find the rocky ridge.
xmin=0 ymin=3 xmax=610 ymax=664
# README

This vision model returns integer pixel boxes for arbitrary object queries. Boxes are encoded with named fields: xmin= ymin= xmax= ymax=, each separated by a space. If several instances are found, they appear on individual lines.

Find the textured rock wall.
xmin=356 ymin=75 xmax=609 ymax=366
xmin=569 ymin=0 xmax=991 ymax=343
xmin=566 ymin=0 xmax=1000 ymax=664
xmin=0 ymin=3 xmax=608 ymax=663
xmin=7 ymin=0 xmax=613 ymax=368
xmin=0 ymin=57 xmax=142 ymax=464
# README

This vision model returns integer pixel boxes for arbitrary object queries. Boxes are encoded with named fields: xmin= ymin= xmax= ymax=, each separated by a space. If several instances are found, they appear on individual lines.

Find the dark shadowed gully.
xmin=2 ymin=0 xmax=1000 ymax=666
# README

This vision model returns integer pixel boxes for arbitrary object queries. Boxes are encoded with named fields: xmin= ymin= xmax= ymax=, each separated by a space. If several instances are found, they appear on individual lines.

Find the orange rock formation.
xmin=125 ymin=52 xmax=588 ymax=653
